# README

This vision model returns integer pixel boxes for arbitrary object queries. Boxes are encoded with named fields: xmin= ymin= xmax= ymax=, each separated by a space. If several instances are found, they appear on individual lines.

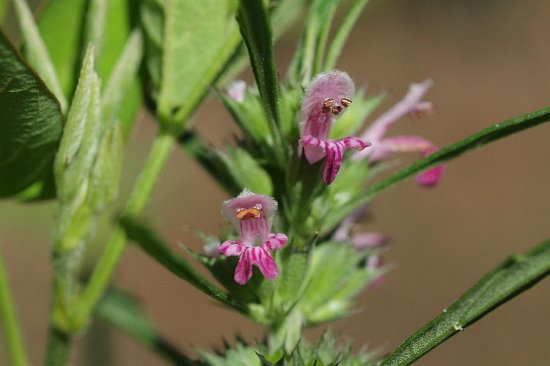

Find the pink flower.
xmin=353 ymin=80 xmax=444 ymax=186
xmin=219 ymin=189 xmax=288 ymax=285
xmin=299 ymin=71 xmax=371 ymax=185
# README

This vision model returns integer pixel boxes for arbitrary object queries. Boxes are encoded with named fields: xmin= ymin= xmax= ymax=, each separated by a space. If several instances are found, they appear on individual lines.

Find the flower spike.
xmin=219 ymin=190 xmax=287 ymax=285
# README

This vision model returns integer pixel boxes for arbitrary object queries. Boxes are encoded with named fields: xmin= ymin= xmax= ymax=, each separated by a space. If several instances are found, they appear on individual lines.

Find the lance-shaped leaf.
xmin=120 ymin=215 xmax=248 ymax=314
xmin=321 ymin=106 xmax=550 ymax=234
xmin=0 ymin=32 xmax=62 ymax=198
xmin=381 ymin=238 xmax=550 ymax=366
xmin=237 ymin=0 xmax=282 ymax=136
xmin=324 ymin=0 xmax=371 ymax=70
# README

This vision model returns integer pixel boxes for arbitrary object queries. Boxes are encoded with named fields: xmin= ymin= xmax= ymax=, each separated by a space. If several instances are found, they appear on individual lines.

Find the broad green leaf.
xmin=13 ymin=0 xmax=67 ymax=111
xmin=321 ymin=106 xmax=550 ymax=234
xmin=119 ymin=215 xmax=248 ymax=314
xmin=237 ymin=0 xmax=283 ymax=146
xmin=381 ymin=238 xmax=550 ymax=366
xmin=324 ymin=0 xmax=370 ymax=71
xmin=219 ymin=147 xmax=273 ymax=195
xmin=157 ymin=0 xmax=234 ymax=126
xmin=0 ymin=31 xmax=62 ymax=198
xmin=98 ymin=289 xmax=195 ymax=366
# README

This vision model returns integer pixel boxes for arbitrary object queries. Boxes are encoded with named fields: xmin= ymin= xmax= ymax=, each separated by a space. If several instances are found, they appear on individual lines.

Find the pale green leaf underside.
xmin=159 ymin=0 xmax=230 ymax=113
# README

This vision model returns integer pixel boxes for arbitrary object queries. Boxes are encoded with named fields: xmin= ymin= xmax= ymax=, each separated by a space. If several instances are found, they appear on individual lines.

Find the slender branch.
xmin=0 ymin=246 xmax=30 ymax=366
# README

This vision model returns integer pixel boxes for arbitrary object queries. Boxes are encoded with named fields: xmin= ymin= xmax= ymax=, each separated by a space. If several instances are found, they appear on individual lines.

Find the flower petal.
xmin=301 ymin=135 xmax=370 ymax=184
xmin=219 ymin=240 xmax=245 ymax=256
xmin=415 ymin=146 xmax=444 ymax=187
xmin=250 ymin=247 xmax=279 ymax=280
xmin=300 ymin=70 xmax=355 ymax=141
xmin=352 ymin=232 xmax=389 ymax=251
xmin=234 ymin=249 xmax=253 ymax=285
xmin=355 ymin=79 xmax=433 ymax=160
xmin=369 ymin=135 xmax=434 ymax=163
xmin=222 ymin=189 xmax=278 ymax=233
xmin=263 ymin=233 xmax=288 ymax=251
xmin=226 ymin=80 xmax=246 ymax=102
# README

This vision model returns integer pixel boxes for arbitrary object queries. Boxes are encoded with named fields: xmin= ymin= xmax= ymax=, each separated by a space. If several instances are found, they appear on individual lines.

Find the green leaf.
xmin=54 ymin=45 xmax=101 ymax=204
xmin=179 ymin=131 xmax=241 ymax=195
xmin=101 ymin=30 xmax=143 ymax=136
xmin=97 ymin=289 xmax=196 ymax=366
xmin=219 ymin=90 xmax=272 ymax=145
xmin=53 ymin=51 xmax=102 ymax=253
xmin=37 ymin=0 xmax=88 ymax=97
xmin=13 ymin=0 xmax=67 ymax=112
xmin=237 ymin=0 xmax=283 ymax=144
xmin=156 ymin=0 xmax=236 ymax=128
xmin=381 ymin=238 xmax=550 ymax=366
xmin=119 ymin=215 xmax=248 ymax=314
xmin=299 ymin=243 xmax=367 ymax=322
xmin=324 ymin=0 xmax=370 ymax=71
xmin=0 ymin=0 xmax=7 ymax=25
xmin=38 ymin=0 xmax=142 ymax=134
xmin=287 ymin=0 xmax=338 ymax=84
xmin=219 ymin=147 xmax=273 ymax=195
xmin=321 ymin=106 xmax=550 ymax=234
xmin=0 ymin=31 xmax=63 ymax=198
xmin=88 ymin=124 xmax=124 ymax=213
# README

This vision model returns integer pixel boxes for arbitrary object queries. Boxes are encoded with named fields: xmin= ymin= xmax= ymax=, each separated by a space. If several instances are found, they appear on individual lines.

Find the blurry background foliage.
xmin=0 ymin=0 xmax=549 ymax=365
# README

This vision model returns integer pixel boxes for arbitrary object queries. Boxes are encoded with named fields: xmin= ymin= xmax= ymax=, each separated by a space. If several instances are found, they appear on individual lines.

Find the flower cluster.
xmin=299 ymin=71 xmax=371 ymax=184
xmin=219 ymin=189 xmax=288 ymax=285
xmin=300 ymin=71 xmax=444 ymax=186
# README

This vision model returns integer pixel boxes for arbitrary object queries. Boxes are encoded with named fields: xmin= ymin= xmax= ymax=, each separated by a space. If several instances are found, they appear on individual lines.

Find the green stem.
xmin=44 ymin=327 xmax=71 ymax=366
xmin=0 ymin=247 xmax=29 ymax=366
xmin=69 ymin=131 xmax=176 ymax=331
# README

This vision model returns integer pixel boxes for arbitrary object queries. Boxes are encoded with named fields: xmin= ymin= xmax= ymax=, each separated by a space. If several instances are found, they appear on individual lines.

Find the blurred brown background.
xmin=1 ymin=1 xmax=550 ymax=365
